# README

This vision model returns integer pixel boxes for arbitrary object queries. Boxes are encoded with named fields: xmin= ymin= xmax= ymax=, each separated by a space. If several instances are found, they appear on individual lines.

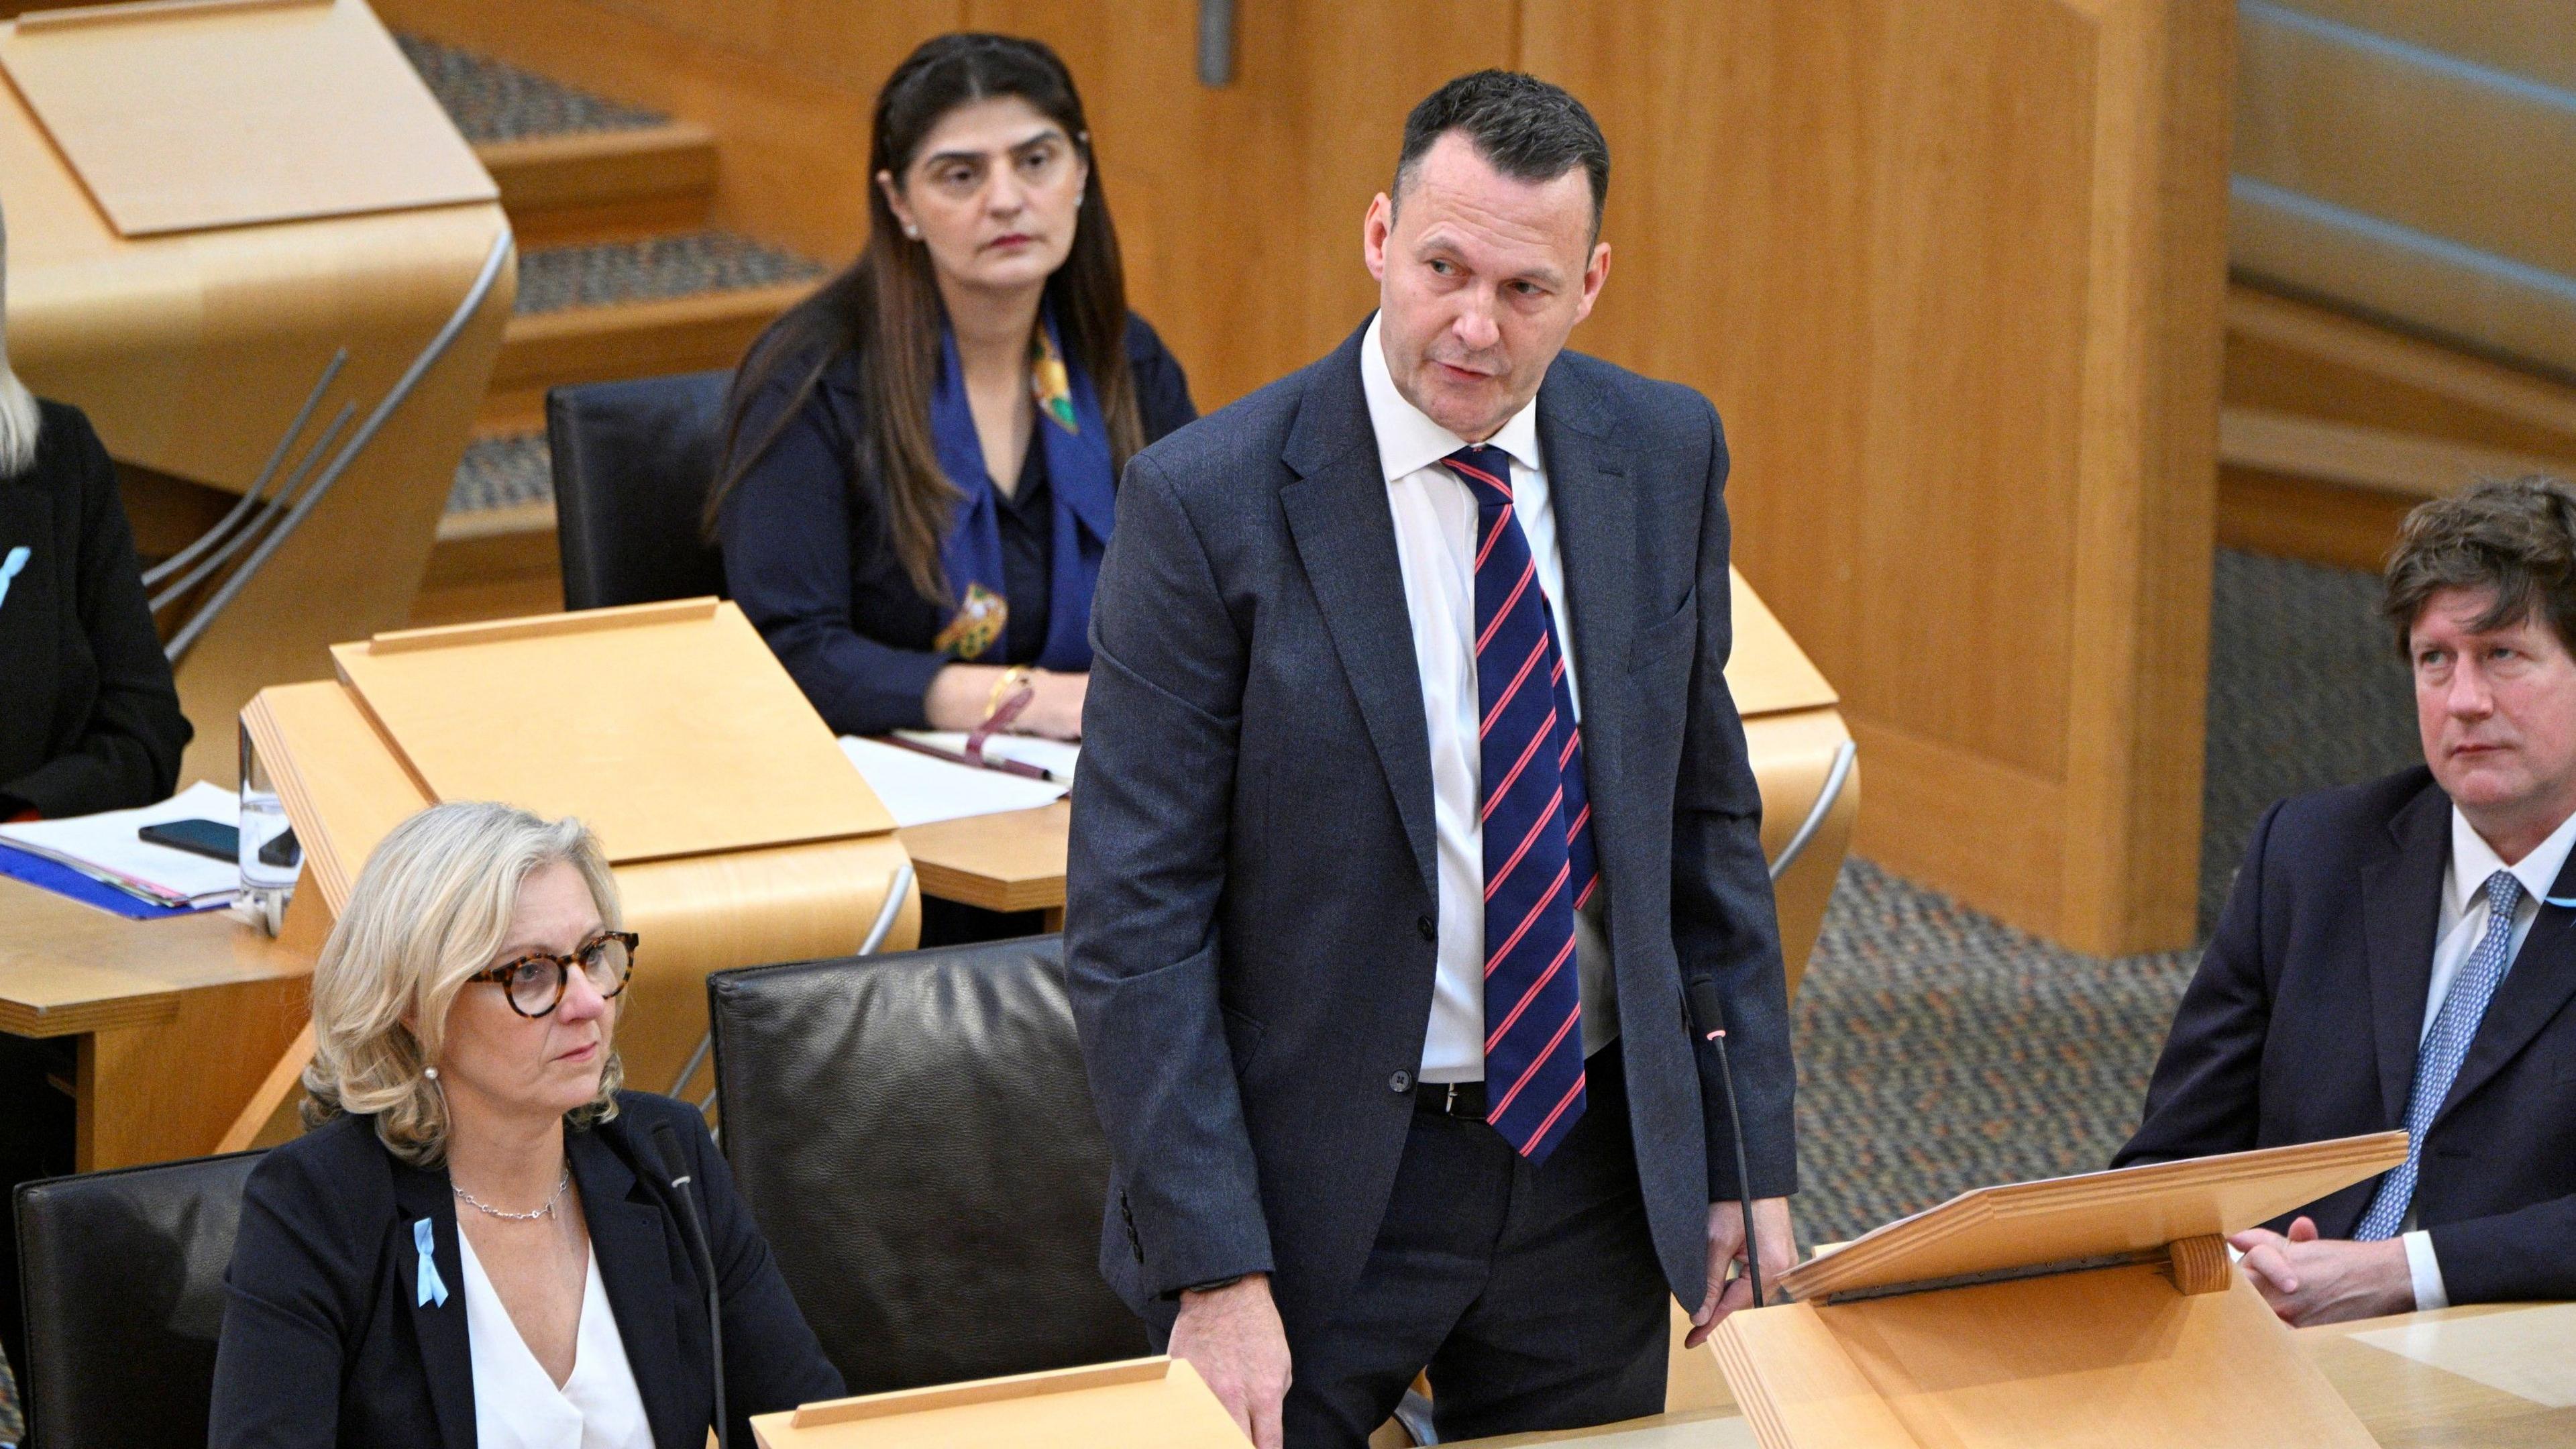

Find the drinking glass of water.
xmin=238 ymin=720 xmax=299 ymax=935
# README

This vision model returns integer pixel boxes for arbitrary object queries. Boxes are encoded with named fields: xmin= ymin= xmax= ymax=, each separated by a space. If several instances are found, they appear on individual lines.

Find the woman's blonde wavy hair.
xmin=301 ymin=800 xmax=626 ymax=1167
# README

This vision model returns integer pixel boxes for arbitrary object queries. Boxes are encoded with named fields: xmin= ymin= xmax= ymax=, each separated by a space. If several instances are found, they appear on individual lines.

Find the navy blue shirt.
xmin=717 ymin=315 xmax=1197 ymax=735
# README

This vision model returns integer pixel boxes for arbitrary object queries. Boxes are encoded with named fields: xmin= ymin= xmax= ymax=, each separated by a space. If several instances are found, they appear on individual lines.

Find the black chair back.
xmin=547 ymin=370 xmax=733 ymax=610
xmin=708 ymin=935 xmax=1147 ymax=1395
xmin=14 ymin=1150 xmax=262 ymax=1449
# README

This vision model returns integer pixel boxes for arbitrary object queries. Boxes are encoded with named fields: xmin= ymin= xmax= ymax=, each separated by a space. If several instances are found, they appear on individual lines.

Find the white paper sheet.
xmin=892 ymin=730 xmax=1080 ymax=784
xmin=0 ymin=780 xmax=241 ymax=903
xmin=840 ymin=737 xmax=1069 ymax=827
xmin=2351 ymin=1301 xmax=2576 ymax=1407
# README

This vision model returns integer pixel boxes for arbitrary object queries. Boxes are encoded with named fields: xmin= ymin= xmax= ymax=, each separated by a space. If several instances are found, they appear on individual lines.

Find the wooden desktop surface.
xmin=898 ymin=802 xmax=1071 ymax=918
xmin=0 ymin=875 xmax=311 ymax=1169
xmin=0 ymin=877 xmax=305 ymax=1038
xmin=1446 ymin=1301 xmax=2575 ymax=1448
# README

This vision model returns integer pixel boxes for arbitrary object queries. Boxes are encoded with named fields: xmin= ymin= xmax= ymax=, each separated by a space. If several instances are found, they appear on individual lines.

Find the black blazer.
xmin=209 ymin=1091 xmax=843 ymax=1447
xmin=717 ymin=313 xmax=1197 ymax=736
xmin=0 ymin=399 xmax=190 ymax=818
xmin=2117 ymin=767 xmax=2576 ymax=1303
xmin=1065 ymin=321 xmax=1794 ymax=1340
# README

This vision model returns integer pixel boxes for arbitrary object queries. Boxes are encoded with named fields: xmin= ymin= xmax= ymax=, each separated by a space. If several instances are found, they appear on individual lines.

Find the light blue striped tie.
xmin=2356 ymin=869 xmax=2525 ymax=1240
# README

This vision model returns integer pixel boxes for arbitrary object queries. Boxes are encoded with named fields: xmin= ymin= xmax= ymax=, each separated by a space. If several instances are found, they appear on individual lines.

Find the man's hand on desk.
xmin=1169 ymin=1271 xmax=1291 ymax=1449
xmin=2230 ymin=1216 xmax=2413 ymax=1327
xmin=1688 ymin=1196 xmax=1797 ymax=1347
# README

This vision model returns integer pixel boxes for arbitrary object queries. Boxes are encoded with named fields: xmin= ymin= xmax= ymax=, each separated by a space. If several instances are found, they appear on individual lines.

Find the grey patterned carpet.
xmin=514 ymin=233 xmax=825 ymax=317
xmin=396 ymin=34 xmax=665 ymax=143
xmin=1788 ymin=859 xmax=2202 ymax=1246
xmin=2197 ymin=549 xmax=2420 ymax=932
xmin=446 ymin=433 xmax=553 ymax=515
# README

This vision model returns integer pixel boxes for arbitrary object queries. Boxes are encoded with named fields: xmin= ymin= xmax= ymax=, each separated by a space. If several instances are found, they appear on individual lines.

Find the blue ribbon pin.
xmin=2548 ymin=897 xmax=2576 ymax=910
xmin=413 ymin=1218 xmax=449 ymax=1307
xmin=0 ymin=546 xmax=29 ymax=614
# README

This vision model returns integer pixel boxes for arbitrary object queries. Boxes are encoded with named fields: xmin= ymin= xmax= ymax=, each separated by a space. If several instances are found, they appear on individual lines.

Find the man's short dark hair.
xmin=2383 ymin=475 xmax=2576 ymax=657
xmin=1395 ymin=70 xmax=1609 ymax=238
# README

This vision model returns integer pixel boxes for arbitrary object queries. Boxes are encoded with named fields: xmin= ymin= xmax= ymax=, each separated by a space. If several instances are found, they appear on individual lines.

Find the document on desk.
xmin=0 ymin=780 xmax=241 ymax=907
xmin=841 ymin=737 xmax=1071 ymax=827
xmin=2350 ymin=1302 xmax=2576 ymax=1406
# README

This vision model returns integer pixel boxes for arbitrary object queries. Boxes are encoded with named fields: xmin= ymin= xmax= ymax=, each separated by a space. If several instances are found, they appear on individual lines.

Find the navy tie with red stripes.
xmin=1441 ymin=445 xmax=1599 ymax=1163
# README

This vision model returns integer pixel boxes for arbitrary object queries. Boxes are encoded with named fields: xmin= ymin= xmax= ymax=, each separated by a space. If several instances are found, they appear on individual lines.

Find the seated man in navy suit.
xmin=2118 ymin=474 xmax=2576 ymax=1326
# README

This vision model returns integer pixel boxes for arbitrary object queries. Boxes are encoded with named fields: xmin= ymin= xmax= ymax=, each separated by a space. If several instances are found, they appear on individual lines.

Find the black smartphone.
xmin=138 ymin=818 xmax=240 ymax=863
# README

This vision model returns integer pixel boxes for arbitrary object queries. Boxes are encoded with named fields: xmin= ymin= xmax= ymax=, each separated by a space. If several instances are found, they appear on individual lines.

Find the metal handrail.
xmin=1768 ymin=739 xmax=1858 ymax=882
xmin=141 ymin=348 xmax=345 ymax=588
xmin=165 ymin=227 xmax=514 ymax=664
xmin=150 ymin=402 xmax=352 ymax=612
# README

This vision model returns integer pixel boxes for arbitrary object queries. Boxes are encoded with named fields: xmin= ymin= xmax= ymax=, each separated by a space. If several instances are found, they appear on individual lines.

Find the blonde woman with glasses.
xmin=209 ymin=801 xmax=842 ymax=1447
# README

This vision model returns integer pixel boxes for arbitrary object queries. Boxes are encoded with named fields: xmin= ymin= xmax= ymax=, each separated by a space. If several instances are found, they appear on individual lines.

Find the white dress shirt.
xmin=2399 ymin=804 xmax=2576 ymax=1309
xmin=458 ymin=1226 xmax=654 ymax=1449
xmin=1359 ymin=313 xmax=1617 ymax=1083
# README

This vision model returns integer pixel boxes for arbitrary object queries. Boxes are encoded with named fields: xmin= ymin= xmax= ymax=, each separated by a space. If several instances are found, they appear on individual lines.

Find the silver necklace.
xmin=451 ymin=1163 xmax=571 ymax=1222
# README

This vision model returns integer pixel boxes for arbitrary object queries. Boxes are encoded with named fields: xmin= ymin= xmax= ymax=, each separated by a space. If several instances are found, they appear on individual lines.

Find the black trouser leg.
xmin=1280 ymin=1041 xmax=1667 ymax=1448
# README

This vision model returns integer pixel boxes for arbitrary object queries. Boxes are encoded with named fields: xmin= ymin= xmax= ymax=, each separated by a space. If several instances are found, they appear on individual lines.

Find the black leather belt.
xmin=1415 ymin=1079 xmax=1488 ymax=1118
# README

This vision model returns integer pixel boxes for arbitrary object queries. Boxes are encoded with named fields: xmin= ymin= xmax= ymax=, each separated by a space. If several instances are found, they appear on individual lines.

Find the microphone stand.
xmin=653 ymin=1124 xmax=731 ymax=1449
xmin=1686 ymin=978 xmax=1764 ymax=1309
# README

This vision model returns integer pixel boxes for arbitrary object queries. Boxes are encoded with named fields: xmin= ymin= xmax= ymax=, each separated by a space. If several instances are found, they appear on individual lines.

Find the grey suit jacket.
xmin=1066 ymin=321 xmax=1796 ymax=1338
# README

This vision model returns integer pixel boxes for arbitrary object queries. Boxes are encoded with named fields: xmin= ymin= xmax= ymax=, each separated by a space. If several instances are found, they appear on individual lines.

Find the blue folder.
xmin=0 ymin=840 xmax=228 ymax=920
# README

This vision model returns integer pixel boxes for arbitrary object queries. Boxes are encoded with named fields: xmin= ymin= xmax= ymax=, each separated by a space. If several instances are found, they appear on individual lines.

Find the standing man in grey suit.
xmin=1067 ymin=71 xmax=1799 ymax=1448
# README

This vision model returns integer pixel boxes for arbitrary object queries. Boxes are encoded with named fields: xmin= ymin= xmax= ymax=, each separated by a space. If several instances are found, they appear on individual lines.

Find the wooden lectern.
xmin=751 ymin=1357 xmax=1244 ymax=1449
xmin=1 ymin=0 xmax=514 ymax=788
xmin=233 ymin=599 xmax=917 ymax=1124
xmin=1712 ymin=1132 xmax=2411 ymax=1449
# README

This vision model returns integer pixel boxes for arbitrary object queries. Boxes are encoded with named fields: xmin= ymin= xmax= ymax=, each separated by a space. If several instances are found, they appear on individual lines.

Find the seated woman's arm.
xmin=1125 ymin=315 xmax=1199 ymax=445
xmin=1 ymin=409 xmax=189 ymax=817
xmin=207 ymin=1150 xmax=354 ymax=1447
xmin=718 ymin=374 xmax=963 ymax=737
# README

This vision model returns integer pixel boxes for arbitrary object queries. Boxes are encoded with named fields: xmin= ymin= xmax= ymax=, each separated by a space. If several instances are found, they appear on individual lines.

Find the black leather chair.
xmin=708 ymin=935 xmax=1148 ymax=1396
xmin=13 ymin=1150 xmax=262 ymax=1449
xmin=547 ymin=369 xmax=733 ymax=610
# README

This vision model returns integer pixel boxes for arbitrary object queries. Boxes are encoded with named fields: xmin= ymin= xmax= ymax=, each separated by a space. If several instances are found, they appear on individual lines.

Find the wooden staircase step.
xmin=478 ymin=123 xmax=718 ymax=246
xmin=492 ymin=279 xmax=816 ymax=396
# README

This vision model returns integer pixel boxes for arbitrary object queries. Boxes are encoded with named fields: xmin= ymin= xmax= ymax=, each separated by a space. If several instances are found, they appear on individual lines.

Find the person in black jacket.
xmin=2119 ymin=476 xmax=2576 ymax=1326
xmin=210 ymin=802 xmax=844 ymax=1446
xmin=0 ymin=199 xmax=191 ymax=820
xmin=712 ymin=34 xmax=1195 ymax=743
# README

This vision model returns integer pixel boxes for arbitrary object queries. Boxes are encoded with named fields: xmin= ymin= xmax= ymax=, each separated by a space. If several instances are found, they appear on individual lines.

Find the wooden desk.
xmin=898 ymin=802 xmax=1071 ymax=929
xmin=1445 ymin=1302 xmax=2576 ymax=1447
xmin=0 ymin=877 xmax=310 ymax=1171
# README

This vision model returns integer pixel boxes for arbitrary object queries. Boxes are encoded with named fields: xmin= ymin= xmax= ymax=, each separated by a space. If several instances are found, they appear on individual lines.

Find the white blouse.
xmin=455 ymin=1226 xmax=655 ymax=1449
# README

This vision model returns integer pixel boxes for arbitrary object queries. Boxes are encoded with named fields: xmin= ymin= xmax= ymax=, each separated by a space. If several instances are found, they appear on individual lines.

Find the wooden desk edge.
xmin=0 ymin=990 xmax=184 ymax=1038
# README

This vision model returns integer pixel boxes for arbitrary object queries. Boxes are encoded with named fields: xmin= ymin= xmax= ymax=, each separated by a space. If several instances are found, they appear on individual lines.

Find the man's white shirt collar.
xmin=1359 ymin=312 xmax=1542 ymax=483
xmin=2449 ymin=802 xmax=2576 ymax=915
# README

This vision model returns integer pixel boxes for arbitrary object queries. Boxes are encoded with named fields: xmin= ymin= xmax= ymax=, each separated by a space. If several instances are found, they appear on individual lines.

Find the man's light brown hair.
xmin=2383 ymin=476 xmax=2576 ymax=660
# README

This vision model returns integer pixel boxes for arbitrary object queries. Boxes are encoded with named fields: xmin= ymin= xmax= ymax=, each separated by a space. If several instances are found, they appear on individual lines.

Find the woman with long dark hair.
xmin=711 ymin=33 xmax=1195 ymax=741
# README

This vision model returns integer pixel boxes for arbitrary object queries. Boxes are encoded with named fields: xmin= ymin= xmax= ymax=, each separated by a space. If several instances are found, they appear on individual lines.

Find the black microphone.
xmin=653 ymin=1122 xmax=731 ymax=1449
xmin=1685 ymin=977 xmax=1764 ymax=1310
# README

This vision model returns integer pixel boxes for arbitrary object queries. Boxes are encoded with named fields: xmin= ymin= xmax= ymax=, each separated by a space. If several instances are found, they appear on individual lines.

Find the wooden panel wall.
xmin=374 ymin=0 xmax=1508 ymax=406
xmin=1525 ymin=1 xmax=2234 ymax=951
xmin=374 ymin=0 xmax=2235 ymax=951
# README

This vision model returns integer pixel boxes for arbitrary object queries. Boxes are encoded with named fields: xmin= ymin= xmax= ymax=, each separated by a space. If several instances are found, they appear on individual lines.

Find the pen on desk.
xmin=879 ymin=735 xmax=1058 ymax=783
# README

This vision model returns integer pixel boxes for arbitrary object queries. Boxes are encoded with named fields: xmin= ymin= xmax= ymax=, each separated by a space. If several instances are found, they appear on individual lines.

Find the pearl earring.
xmin=424 ymin=1066 xmax=439 ymax=1080
xmin=903 ymin=223 xmax=920 ymax=239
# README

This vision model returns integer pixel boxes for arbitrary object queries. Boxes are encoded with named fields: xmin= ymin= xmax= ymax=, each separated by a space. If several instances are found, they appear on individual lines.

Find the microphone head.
xmin=1685 ymin=978 xmax=1729 ymax=1040
xmin=651 ymin=1121 xmax=691 ymax=1181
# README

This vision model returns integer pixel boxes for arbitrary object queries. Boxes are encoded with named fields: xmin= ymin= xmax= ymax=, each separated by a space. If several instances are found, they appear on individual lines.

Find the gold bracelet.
xmin=985 ymin=665 xmax=1036 ymax=720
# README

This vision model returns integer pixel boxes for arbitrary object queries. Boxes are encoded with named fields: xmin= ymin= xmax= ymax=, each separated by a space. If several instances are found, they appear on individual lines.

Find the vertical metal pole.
xmin=1197 ymin=0 xmax=1236 ymax=87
